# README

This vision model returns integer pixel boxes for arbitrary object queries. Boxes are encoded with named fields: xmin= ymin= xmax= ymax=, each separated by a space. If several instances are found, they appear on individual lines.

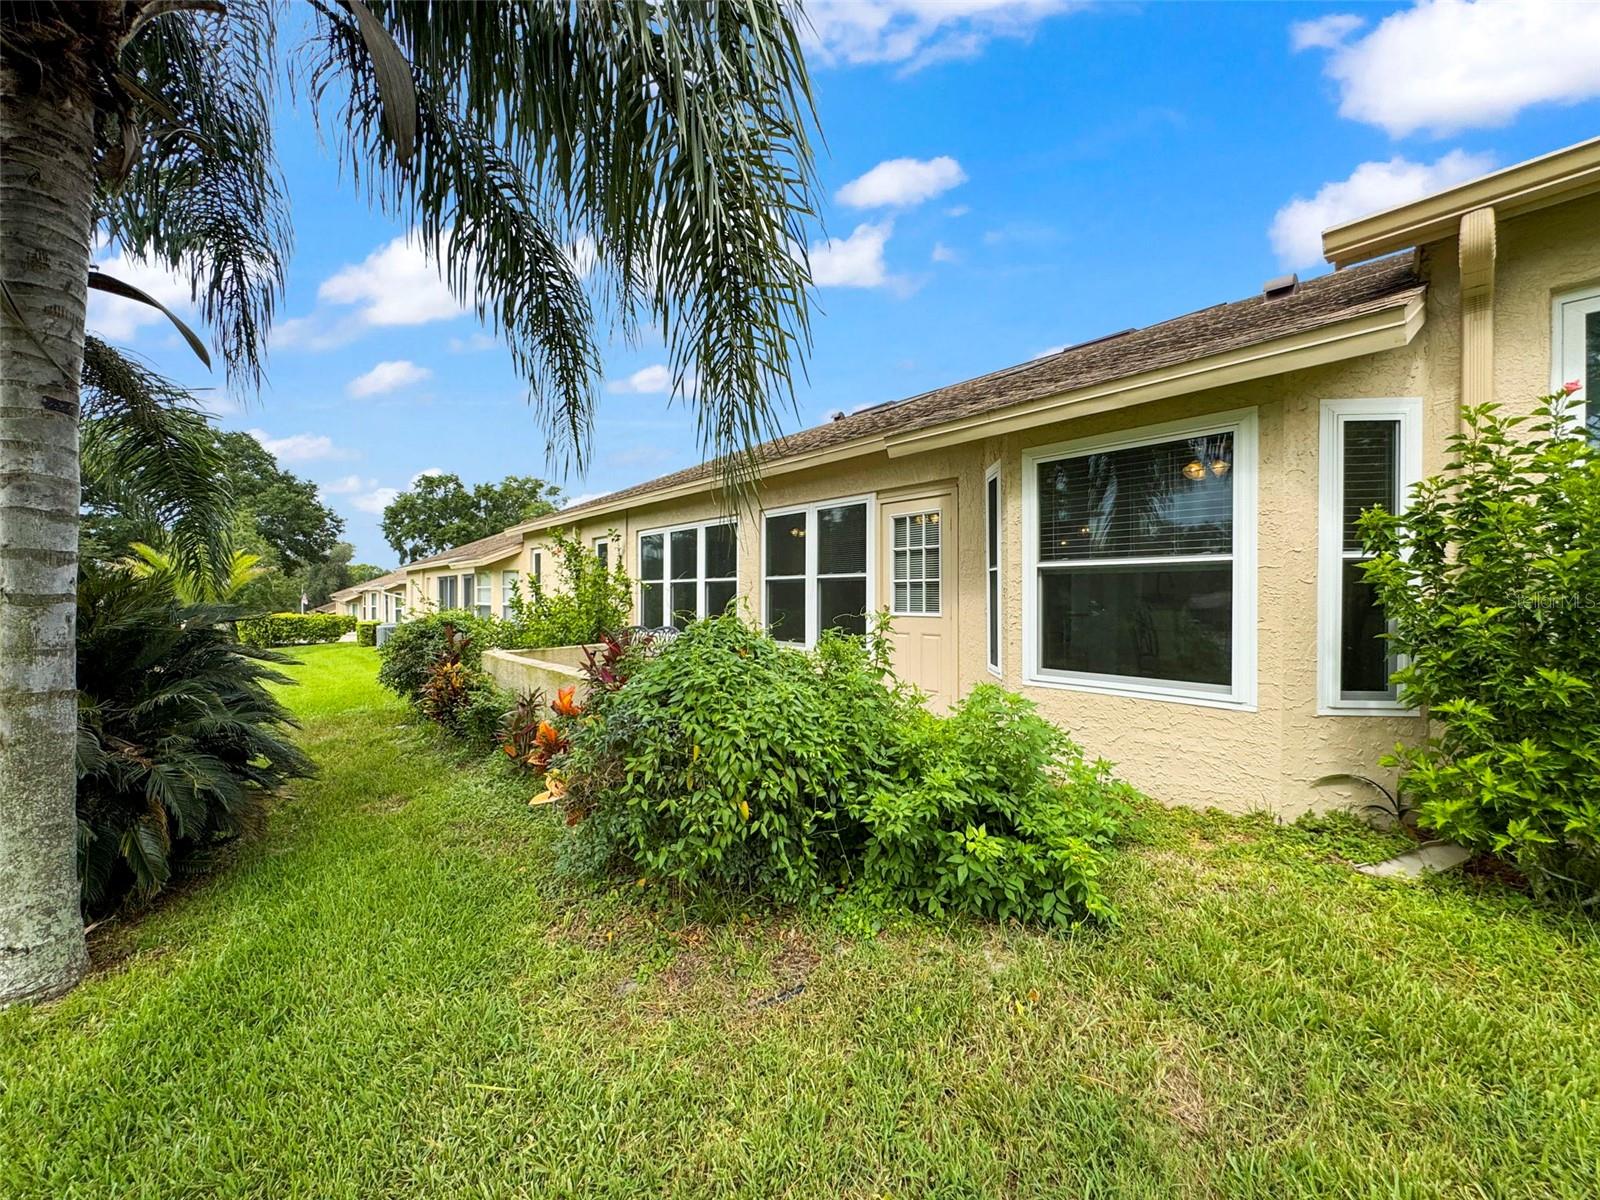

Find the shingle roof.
xmin=402 ymin=528 xmax=523 ymax=571
xmin=532 ymin=254 xmax=1424 ymax=525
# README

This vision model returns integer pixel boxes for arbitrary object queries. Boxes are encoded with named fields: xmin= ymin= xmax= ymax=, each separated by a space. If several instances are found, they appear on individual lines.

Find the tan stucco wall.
xmin=481 ymin=646 xmax=588 ymax=697
xmin=470 ymin=197 xmax=1596 ymax=816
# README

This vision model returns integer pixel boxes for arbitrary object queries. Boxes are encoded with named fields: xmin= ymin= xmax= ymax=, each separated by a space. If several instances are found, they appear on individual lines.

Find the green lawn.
xmin=3 ymin=643 xmax=1597 ymax=1199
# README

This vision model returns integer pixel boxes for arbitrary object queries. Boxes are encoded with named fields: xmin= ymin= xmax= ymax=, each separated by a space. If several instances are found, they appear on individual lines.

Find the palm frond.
xmin=304 ymin=0 xmax=819 ymax=488
xmin=80 ymin=337 xmax=235 ymax=589
xmin=98 ymin=0 xmax=290 ymax=388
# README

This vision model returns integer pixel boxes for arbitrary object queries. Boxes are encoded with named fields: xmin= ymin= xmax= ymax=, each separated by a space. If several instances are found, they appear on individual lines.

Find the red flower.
xmin=1563 ymin=379 xmax=1582 ymax=396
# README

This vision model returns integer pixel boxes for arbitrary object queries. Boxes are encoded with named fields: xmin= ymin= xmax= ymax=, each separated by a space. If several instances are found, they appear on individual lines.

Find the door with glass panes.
xmin=879 ymin=493 xmax=958 ymax=711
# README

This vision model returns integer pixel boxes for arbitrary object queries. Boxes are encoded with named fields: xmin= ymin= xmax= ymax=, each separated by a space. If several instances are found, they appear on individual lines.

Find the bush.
xmin=356 ymin=620 xmax=379 ymax=647
xmin=506 ymin=527 xmax=631 ymax=647
xmin=75 ymin=566 xmax=313 ymax=914
xmin=236 ymin=611 xmax=355 ymax=647
xmin=376 ymin=609 xmax=511 ymax=700
xmin=1362 ymin=391 xmax=1600 ymax=899
xmin=553 ymin=613 xmax=1132 ymax=926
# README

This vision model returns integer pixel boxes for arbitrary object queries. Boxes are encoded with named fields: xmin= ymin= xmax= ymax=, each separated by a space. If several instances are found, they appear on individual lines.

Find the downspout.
xmin=1457 ymin=206 xmax=1497 ymax=429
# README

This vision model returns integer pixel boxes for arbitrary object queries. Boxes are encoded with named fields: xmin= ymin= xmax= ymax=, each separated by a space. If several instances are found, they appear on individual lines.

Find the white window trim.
xmin=1317 ymin=397 xmax=1423 ymax=716
xmin=592 ymin=536 xmax=610 ymax=570
xmin=635 ymin=518 xmax=738 ymax=626
xmin=985 ymin=461 xmax=1002 ymax=677
xmin=1551 ymin=284 xmax=1599 ymax=434
xmin=529 ymin=548 xmax=542 ymax=585
xmin=759 ymin=493 xmax=877 ymax=649
xmin=888 ymin=509 xmax=944 ymax=617
xmin=1021 ymin=407 xmax=1258 ymax=711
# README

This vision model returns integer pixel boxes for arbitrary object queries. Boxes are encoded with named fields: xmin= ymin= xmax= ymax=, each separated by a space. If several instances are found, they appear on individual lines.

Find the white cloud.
xmin=447 ymin=332 xmax=497 ymax=353
xmin=1295 ymin=0 xmax=1600 ymax=137
xmin=804 ymin=0 xmax=1083 ymax=74
xmin=86 ymin=249 xmax=193 ymax=343
xmin=247 ymin=429 xmax=349 ymax=465
xmin=1031 ymin=344 xmax=1068 ymax=359
xmin=347 ymin=359 xmax=433 ymax=398
xmin=945 ymin=204 xmax=971 ymax=218
xmin=837 ymin=156 xmax=967 ymax=208
xmin=1289 ymin=13 xmax=1365 ymax=51
xmin=606 ymin=364 xmax=674 ymax=395
xmin=320 ymin=474 xmax=376 ymax=496
xmin=561 ymin=491 xmax=606 ymax=510
xmin=351 ymin=486 xmax=400 ymax=515
xmin=930 ymin=241 xmax=959 ymax=264
xmin=319 ymin=233 xmax=465 ymax=327
xmin=805 ymin=221 xmax=899 ymax=289
xmin=411 ymin=467 xmax=445 ymax=484
xmin=1269 ymin=151 xmax=1495 ymax=268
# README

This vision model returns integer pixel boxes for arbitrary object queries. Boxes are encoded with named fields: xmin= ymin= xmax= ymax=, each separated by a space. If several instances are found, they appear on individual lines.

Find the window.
xmin=1318 ymin=398 xmax=1422 ymax=713
xmin=985 ymin=463 xmax=1001 ymax=675
xmin=762 ymin=497 xmax=872 ymax=646
xmin=890 ymin=511 xmax=942 ymax=615
xmin=1553 ymin=285 xmax=1600 ymax=443
xmin=593 ymin=536 xmax=609 ymax=570
xmin=636 ymin=520 xmax=737 ymax=629
xmin=474 ymin=573 xmax=492 ymax=618
xmin=1023 ymin=409 xmax=1257 ymax=708
xmin=501 ymin=570 xmax=519 ymax=619
xmin=437 ymin=574 xmax=457 ymax=609
xmin=530 ymin=549 xmax=542 ymax=586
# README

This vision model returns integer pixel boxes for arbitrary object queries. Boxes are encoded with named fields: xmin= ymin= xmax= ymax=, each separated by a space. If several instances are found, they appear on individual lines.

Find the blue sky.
xmin=89 ymin=0 xmax=1600 ymax=567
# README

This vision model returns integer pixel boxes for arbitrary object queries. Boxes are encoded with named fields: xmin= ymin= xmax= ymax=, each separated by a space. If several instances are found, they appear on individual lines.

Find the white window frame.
xmin=501 ymin=570 xmax=519 ymax=619
xmin=634 ymin=518 xmax=738 ymax=627
xmin=1317 ymin=397 xmax=1423 ymax=716
xmin=1552 ymin=284 xmax=1600 ymax=438
xmin=985 ymin=461 xmax=1002 ymax=676
xmin=592 ymin=535 xmax=610 ymax=570
xmin=529 ymin=548 xmax=542 ymax=586
xmin=437 ymin=574 xmax=457 ymax=609
xmin=1021 ymin=407 xmax=1258 ymax=711
xmin=759 ymin=494 xmax=877 ymax=649
xmin=888 ymin=510 xmax=943 ymax=617
xmin=474 ymin=573 xmax=493 ymax=617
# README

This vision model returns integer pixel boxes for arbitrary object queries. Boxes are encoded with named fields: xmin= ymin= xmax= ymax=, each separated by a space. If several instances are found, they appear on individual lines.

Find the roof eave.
xmin=1322 ymin=137 xmax=1600 ymax=268
xmin=884 ymin=291 xmax=1426 ymax=458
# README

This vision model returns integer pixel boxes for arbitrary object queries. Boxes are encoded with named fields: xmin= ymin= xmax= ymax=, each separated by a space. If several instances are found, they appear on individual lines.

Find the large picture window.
xmin=1553 ymin=285 xmax=1599 ymax=443
xmin=1024 ymin=410 xmax=1256 ymax=707
xmin=763 ymin=498 xmax=872 ymax=646
xmin=1318 ymin=398 xmax=1421 ymax=712
xmin=637 ymin=520 xmax=737 ymax=630
xmin=437 ymin=574 xmax=457 ymax=609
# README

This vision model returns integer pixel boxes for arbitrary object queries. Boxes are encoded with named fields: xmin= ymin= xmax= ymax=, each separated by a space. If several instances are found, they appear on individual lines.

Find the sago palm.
xmin=0 ymin=0 xmax=819 ymax=1004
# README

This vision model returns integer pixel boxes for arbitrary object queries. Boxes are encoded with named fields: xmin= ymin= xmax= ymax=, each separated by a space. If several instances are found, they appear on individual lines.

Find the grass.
xmin=2 ymin=643 xmax=1597 ymax=1199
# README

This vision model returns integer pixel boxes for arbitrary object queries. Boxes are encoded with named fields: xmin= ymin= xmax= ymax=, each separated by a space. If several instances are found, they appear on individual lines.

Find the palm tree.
xmin=0 ymin=0 xmax=818 ymax=1004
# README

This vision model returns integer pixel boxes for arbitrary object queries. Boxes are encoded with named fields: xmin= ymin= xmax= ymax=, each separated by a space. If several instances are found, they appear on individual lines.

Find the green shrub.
xmin=506 ymin=527 xmax=631 ymax=647
xmin=376 ymin=609 xmax=511 ymax=700
xmin=456 ymin=681 xmax=514 ymax=752
xmin=555 ymin=613 xmax=1132 ymax=926
xmin=75 ymin=566 xmax=313 ymax=914
xmin=356 ymin=620 xmax=379 ymax=647
xmin=236 ymin=611 xmax=356 ymax=647
xmin=1362 ymin=391 xmax=1600 ymax=899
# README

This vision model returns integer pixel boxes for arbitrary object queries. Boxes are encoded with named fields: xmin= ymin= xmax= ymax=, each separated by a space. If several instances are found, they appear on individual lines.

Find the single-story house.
xmin=490 ymin=138 xmax=1598 ymax=815
xmin=330 ymin=566 xmax=408 ymax=624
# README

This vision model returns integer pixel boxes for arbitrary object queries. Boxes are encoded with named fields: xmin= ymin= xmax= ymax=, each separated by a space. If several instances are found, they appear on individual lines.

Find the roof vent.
xmin=828 ymin=408 xmax=847 ymax=422
xmin=1262 ymin=273 xmax=1300 ymax=299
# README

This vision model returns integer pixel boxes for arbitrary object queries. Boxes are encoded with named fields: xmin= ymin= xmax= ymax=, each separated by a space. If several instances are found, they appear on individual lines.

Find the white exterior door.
xmin=879 ymin=492 xmax=958 ymax=711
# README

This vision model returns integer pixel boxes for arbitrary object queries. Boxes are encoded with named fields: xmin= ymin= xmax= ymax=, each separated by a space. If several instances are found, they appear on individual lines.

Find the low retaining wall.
xmin=481 ymin=645 xmax=591 ymax=697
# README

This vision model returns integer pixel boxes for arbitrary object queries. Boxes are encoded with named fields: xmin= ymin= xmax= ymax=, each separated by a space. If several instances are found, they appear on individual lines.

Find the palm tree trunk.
xmin=0 ymin=66 xmax=96 ymax=1005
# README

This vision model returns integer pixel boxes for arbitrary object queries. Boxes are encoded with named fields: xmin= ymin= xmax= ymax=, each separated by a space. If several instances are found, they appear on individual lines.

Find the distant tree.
xmin=297 ymin=542 xmax=387 ymax=609
xmin=381 ymin=472 xmax=560 ymax=561
xmin=214 ymin=432 xmax=343 ymax=571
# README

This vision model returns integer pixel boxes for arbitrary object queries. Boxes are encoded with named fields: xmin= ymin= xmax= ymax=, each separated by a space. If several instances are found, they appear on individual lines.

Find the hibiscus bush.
xmin=1361 ymin=390 xmax=1600 ymax=900
xmin=543 ymin=613 xmax=1133 ymax=927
